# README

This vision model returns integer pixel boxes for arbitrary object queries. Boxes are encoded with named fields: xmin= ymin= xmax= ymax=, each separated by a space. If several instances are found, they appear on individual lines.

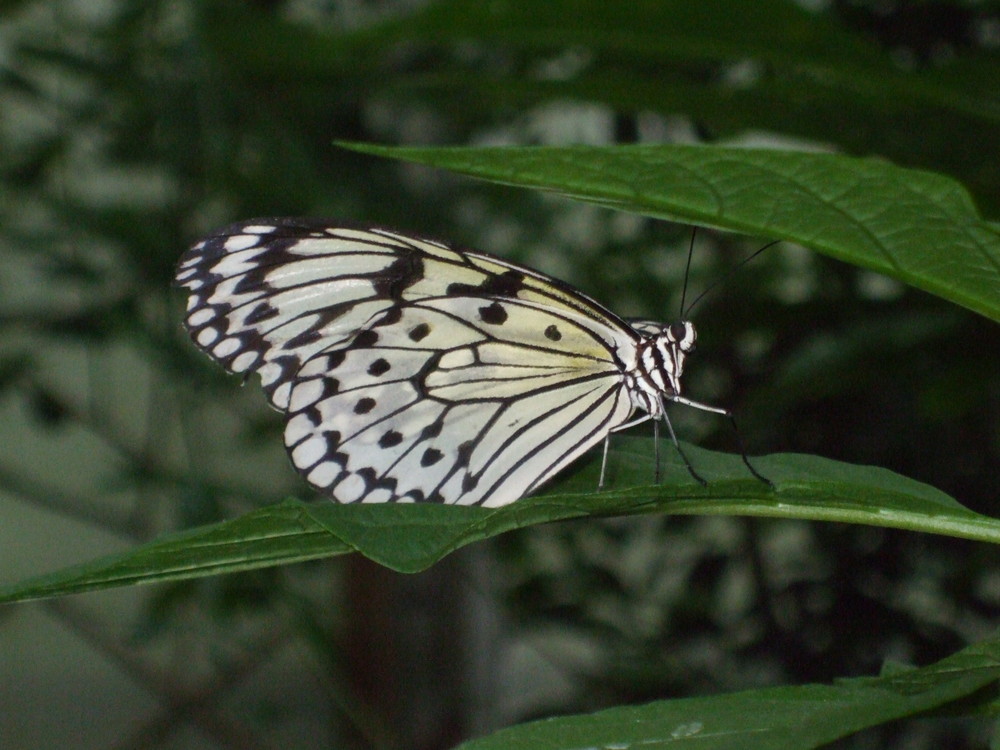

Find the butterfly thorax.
xmin=626 ymin=320 xmax=697 ymax=418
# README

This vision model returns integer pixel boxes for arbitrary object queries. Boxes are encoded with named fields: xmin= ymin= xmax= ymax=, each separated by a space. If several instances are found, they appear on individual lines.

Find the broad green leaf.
xmin=2 ymin=442 xmax=998 ymax=603
xmin=453 ymin=635 xmax=1000 ymax=750
xmin=340 ymin=142 xmax=1000 ymax=322
xmin=392 ymin=68 xmax=1000 ymax=214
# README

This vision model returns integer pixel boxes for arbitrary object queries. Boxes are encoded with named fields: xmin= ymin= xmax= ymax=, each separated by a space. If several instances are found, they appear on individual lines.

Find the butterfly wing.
xmin=175 ymin=218 xmax=642 ymax=505
xmin=285 ymin=296 xmax=636 ymax=506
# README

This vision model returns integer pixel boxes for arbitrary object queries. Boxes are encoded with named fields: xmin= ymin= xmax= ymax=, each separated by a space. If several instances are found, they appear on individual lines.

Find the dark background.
xmin=1 ymin=1 xmax=998 ymax=748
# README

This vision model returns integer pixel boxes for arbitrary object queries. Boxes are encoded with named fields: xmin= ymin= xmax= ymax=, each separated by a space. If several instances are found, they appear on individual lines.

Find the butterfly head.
xmin=658 ymin=319 xmax=697 ymax=386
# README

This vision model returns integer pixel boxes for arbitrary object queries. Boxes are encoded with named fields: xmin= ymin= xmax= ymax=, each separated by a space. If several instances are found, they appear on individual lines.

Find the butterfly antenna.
xmin=679 ymin=229 xmax=696 ymax=319
xmin=683 ymin=239 xmax=780 ymax=318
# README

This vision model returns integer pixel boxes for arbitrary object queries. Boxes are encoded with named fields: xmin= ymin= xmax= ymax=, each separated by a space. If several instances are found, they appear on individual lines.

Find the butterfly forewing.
xmin=176 ymin=218 xmax=645 ymax=506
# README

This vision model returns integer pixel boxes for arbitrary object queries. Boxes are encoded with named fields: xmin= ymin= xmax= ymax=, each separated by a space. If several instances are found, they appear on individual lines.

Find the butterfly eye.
xmin=668 ymin=321 xmax=697 ymax=350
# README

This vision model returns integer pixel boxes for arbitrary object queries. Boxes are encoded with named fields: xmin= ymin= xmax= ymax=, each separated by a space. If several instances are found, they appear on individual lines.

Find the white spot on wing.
xmin=271 ymin=382 xmax=292 ymax=409
xmin=335 ymin=472 xmax=367 ymax=502
xmin=197 ymin=328 xmax=219 ymax=346
xmin=187 ymin=308 xmax=214 ymax=326
xmin=212 ymin=338 xmax=240 ymax=358
xmin=231 ymin=351 xmax=258 ymax=372
xmin=307 ymin=461 xmax=339 ymax=488
xmin=224 ymin=234 xmax=261 ymax=251
xmin=291 ymin=435 xmax=326 ymax=467
xmin=284 ymin=413 xmax=312 ymax=444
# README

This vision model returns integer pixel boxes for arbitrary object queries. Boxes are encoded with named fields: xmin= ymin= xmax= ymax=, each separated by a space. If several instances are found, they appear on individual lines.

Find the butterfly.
xmin=175 ymin=218 xmax=770 ymax=507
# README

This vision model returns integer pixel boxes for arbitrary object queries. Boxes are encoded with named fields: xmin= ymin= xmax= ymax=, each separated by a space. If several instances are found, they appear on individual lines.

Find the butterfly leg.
xmin=601 ymin=412 xmax=653 ymax=490
xmin=656 ymin=405 xmax=707 ymax=486
xmin=653 ymin=419 xmax=660 ymax=483
xmin=670 ymin=395 xmax=773 ymax=488
xmin=599 ymin=434 xmax=611 ymax=489
xmin=726 ymin=413 xmax=774 ymax=488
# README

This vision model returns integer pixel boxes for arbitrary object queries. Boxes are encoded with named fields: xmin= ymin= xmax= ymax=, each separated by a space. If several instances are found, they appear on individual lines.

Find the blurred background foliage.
xmin=1 ymin=0 xmax=998 ymax=748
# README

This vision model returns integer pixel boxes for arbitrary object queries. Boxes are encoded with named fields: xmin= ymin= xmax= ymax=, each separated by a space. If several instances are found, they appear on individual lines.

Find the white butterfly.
xmin=175 ymin=218 xmax=769 ymax=507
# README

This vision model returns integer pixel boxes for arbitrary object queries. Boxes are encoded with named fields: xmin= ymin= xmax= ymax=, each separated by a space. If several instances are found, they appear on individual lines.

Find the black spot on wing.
xmin=354 ymin=397 xmax=376 ymax=414
xmin=420 ymin=448 xmax=443 ymax=467
xmin=446 ymin=269 xmax=524 ymax=298
xmin=446 ymin=282 xmax=476 ymax=296
xmin=325 ymin=350 xmax=346 ymax=370
xmin=544 ymin=324 xmax=561 ymax=341
xmin=455 ymin=440 xmax=474 ymax=467
xmin=352 ymin=329 xmax=379 ymax=348
xmin=379 ymin=430 xmax=403 ymax=448
xmin=478 ymin=301 xmax=507 ymax=325
xmin=420 ymin=420 xmax=443 ymax=439
xmin=409 ymin=322 xmax=431 ymax=342
xmin=368 ymin=358 xmax=391 ymax=376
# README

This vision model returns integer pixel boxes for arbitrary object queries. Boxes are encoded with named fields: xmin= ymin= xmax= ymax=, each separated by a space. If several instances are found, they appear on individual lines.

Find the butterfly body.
xmin=175 ymin=218 xmax=755 ymax=507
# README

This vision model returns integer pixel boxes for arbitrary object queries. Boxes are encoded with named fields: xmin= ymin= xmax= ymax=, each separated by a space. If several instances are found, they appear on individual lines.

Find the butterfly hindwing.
xmin=283 ymin=299 xmax=634 ymax=506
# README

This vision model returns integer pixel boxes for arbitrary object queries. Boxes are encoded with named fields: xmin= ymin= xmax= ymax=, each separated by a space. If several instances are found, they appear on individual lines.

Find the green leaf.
xmin=0 ymin=500 xmax=350 ymax=603
xmin=2 ymin=442 xmax=998 ymax=603
xmin=338 ymin=142 xmax=1000 ymax=323
xmin=452 ymin=635 xmax=1000 ymax=749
